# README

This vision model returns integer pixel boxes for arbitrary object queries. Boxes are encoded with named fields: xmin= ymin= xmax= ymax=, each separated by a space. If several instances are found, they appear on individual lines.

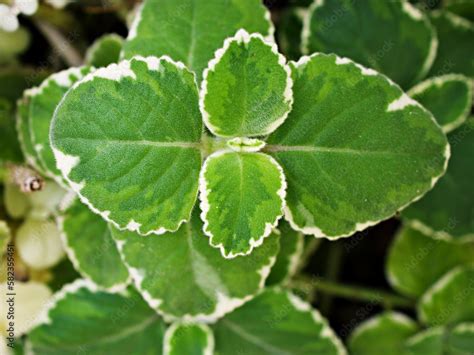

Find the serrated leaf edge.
xmin=50 ymin=56 xmax=198 ymax=237
xmin=282 ymin=53 xmax=451 ymax=239
xmin=279 ymin=288 xmax=347 ymax=355
xmin=200 ymin=28 xmax=293 ymax=138
xmin=199 ymin=150 xmax=287 ymax=258
xmin=113 ymin=227 xmax=278 ymax=323
xmin=56 ymin=210 xmax=131 ymax=293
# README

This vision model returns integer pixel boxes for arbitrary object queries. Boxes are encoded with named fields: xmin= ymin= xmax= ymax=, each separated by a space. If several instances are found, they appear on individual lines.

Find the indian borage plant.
xmin=6 ymin=0 xmax=465 ymax=353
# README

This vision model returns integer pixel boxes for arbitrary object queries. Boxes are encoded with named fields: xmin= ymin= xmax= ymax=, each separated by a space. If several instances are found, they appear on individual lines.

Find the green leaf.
xmin=0 ymin=98 xmax=22 ymax=163
xmin=302 ymin=0 xmax=437 ymax=88
xmin=404 ymin=325 xmax=474 ymax=355
xmin=404 ymin=327 xmax=444 ymax=355
xmin=266 ymin=220 xmax=304 ymax=285
xmin=212 ymin=288 xmax=346 ymax=354
xmin=409 ymin=74 xmax=472 ymax=133
xmin=277 ymin=7 xmax=306 ymax=61
xmin=50 ymin=56 xmax=202 ymax=236
xmin=200 ymin=30 xmax=292 ymax=138
xmin=26 ymin=67 xmax=92 ymax=183
xmin=27 ymin=280 xmax=166 ymax=355
xmin=17 ymin=96 xmax=45 ymax=173
xmin=418 ymin=265 xmax=474 ymax=326
xmin=402 ymin=118 xmax=474 ymax=240
xmin=111 ymin=210 xmax=280 ymax=322
xmin=59 ymin=199 xmax=130 ymax=290
xmin=428 ymin=11 xmax=474 ymax=78
xmin=122 ymin=0 xmax=273 ymax=80
xmin=449 ymin=323 xmax=474 ymax=353
xmin=199 ymin=151 xmax=286 ymax=258
xmin=445 ymin=0 xmax=474 ymax=21
xmin=348 ymin=312 xmax=418 ymax=355
xmin=164 ymin=323 xmax=214 ymax=355
xmin=387 ymin=227 xmax=474 ymax=298
xmin=266 ymin=53 xmax=449 ymax=239
xmin=86 ymin=33 xmax=124 ymax=68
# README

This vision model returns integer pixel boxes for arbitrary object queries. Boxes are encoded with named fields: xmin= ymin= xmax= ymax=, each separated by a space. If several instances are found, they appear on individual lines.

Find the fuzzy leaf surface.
xmin=28 ymin=67 xmax=92 ymax=182
xmin=199 ymin=151 xmax=286 ymax=258
xmin=50 ymin=57 xmax=202 ymax=235
xmin=122 ymin=0 xmax=272 ymax=80
xmin=213 ymin=288 xmax=346 ymax=354
xmin=201 ymin=30 xmax=292 ymax=137
xmin=303 ymin=0 xmax=436 ymax=88
xmin=111 ymin=211 xmax=280 ymax=322
xmin=60 ymin=199 xmax=129 ymax=290
xmin=267 ymin=53 xmax=449 ymax=239
xmin=27 ymin=281 xmax=166 ymax=355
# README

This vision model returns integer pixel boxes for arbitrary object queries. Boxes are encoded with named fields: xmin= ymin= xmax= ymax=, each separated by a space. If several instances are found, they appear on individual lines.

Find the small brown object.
xmin=7 ymin=164 xmax=45 ymax=193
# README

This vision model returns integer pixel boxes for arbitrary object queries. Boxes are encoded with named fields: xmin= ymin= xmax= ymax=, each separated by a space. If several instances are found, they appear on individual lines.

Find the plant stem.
xmin=33 ymin=19 xmax=82 ymax=67
xmin=291 ymin=276 xmax=415 ymax=309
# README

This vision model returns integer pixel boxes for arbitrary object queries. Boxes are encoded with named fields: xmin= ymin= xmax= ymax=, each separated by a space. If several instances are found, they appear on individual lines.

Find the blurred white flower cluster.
xmin=0 ymin=0 xmax=70 ymax=32
xmin=0 ymin=0 xmax=38 ymax=32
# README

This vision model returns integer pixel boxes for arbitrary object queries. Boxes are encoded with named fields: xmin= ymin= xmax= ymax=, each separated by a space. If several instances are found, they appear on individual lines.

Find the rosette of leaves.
xmin=48 ymin=29 xmax=448 ymax=261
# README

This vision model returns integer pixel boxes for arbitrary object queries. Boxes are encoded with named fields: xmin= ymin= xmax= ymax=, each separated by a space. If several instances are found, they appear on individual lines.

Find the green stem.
xmin=292 ymin=276 xmax=415 ymax=309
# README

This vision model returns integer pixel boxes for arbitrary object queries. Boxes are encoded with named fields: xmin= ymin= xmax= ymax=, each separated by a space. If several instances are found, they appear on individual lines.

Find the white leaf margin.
xmin=113 ymin=225 xmax=278 ymax=323
xmin=199 ymin=149 xmax=287 ymax=259
xmin=56 ymin=196 xmax=131 ymax=293
xmin=85 ymin=33 xmax=124 ymax=66
xmin=199 ymin=28 xmax=293 ymax=138
xmin=163 ymin=322 xmax=214 ymax=355
xmin=24 ymin=66 xmax=92 ymax=187
xmin=281 ymin=53 xmax=451 ymax=240
xmin=349 ymin=311 xmax=418 ymax=347
xmin=50 ymin=55 xmax=199 ymax=237
xmin=417 ymin=265 xmax=472 ymax=324
xmin=408 ymin=74 xmax=473 ymax=133
xmin=124 ymin=0 xmax=275 ymax=49
xmin=301 ymin=0 xmax=438 ymax=85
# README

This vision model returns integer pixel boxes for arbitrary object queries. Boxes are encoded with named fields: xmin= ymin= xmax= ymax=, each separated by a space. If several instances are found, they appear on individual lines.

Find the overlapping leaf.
xmin=428 ymin=11 xmax=474 ymax=78
xmin=200 ymin=30 xmax=292 ymax=137
xmin=387 ymin=227 xmax=474 ymax=297
xmin=409 ymin=74 xmax=472 ymax=133
xmin=111 ymin=211 xmax=280 ymax=322
xmin=349 ymin=312 xmax=418 ymax=355
xmin=199 ymin=151 xmax=286 ymax=258
xmin=267 ymin=53 xmax=449 ymax=239
xmin=27 ymin=280 xmax=166 ymax=355
xmin=86 ymin=33 xmax=123 ymax=68
xmin=59 ymin=199 xmax=129 ymax=290
xmin=267 ymin=221 xmax=304 ymax=285
xmin=122 ymin=0 xmax=273 ymax=80
xmin=302 ymin=0 xmax=437 ymax=88
xmin=25 ymin=67 xmax=92 ymax=182
xmin=212 ymin=288 xmax=346 ymax=354
xmin=50 ymin=56 xmax=202 ymax=236
xmin=403 ymin=118 xmax=474 ymax=240
xmin=418 ymin=265 xmax=474 ymax=326
xmin=164 ymin=323 xmax=213 ymax=355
